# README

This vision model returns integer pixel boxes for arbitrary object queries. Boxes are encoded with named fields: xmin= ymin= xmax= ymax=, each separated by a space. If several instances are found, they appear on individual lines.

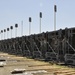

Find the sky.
xmin=0 ymin=0 xmax=75 ymax=39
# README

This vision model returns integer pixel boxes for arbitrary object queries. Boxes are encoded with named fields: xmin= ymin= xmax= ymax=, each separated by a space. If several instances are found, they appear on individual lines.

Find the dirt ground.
xmin=0 ymin=52 xmax=75 ymax=75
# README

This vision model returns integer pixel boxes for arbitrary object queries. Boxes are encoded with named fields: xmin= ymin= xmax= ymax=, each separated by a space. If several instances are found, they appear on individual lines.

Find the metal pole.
xmin=15 ymin=24 xmax=18 ymax=37
xmin=29 ymin=17 xmax=32 ymax=35
xmin=10 ymin=26 xmax=13 ymax=38
xmin=54 ymin=5 xmax=57 ymax=31
xmin=40 ymin=18 xmax=41 ymax=33
xmin=40 ymin=12 xmax=42 ymax=33
xmin=15 ymin=28 xmax=17 ymax=37
xmin=11 ymin=29 xmax=12 ymax=38
xmin=1 ymin=30 xmax=3 ymax=40
xmin=29 ymin=22 xmax=31 ymax=35
xmin=2 ymin=32 xmax=4 ymax=40
xmin=0 ymin=32 xmax=1 ymax=40
xmin=7 ymin=31 xmax=8 ymax=39
xmin=15 ymin=27 xmax=17 ymax=37
xmin=4 ymin=29 xmax=6 ymax=40
xmin=4 ymin=32 xmax=5 ymax=39
xmin=54 ymin=11 xmax=56 ymax=31
xmin=1 ymin=33 xmax=2 ymax=40
xmin=7 ymin=28 xmax=9 ymax=39
xmin=4 ymin=32 xmax=5 ymax=40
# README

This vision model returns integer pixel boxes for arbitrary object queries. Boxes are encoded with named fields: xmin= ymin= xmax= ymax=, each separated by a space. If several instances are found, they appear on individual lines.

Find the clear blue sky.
xmin=0 ymin=0 xmax=75 ymax=39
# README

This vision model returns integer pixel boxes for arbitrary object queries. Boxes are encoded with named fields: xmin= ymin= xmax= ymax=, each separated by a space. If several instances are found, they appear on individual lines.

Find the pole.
xmin=40 ymin=18 xmax=41 ymax=33
xmin=1 ymin=30 xmax=3 ymax=40
xmin=11 ymin=29 xmax=12 ymax=38
xmin=29 ymin=22 xmax=31 ymax=35
xmin=4 ymin=29 xmax=6 ymax=40
xmin=54 ymin=11 xmax=56 ymax=31
xmin=54 ymin=5 xmax=57 ymax=31
xmin=15 ymin=28 xmax=17 ymax=37
xmin=4 ymin=32 xmax=5 ymax=39
xmin=10 ymin=26 xmax=13 ymax=38
xmin=39 ymin=12 xmax=42 ymax=33
xmin=15 ymin=24 xmax=18 ymax=37
xmin=0 ymin=32 xmax=1 ymax=40
xmin=1 ymin=33 xmax=2 ymax=40
xmin=7 ymin=31 xmax=8 ymax=39
xmin=29 ymin=17 xmax=32 ymax=35
xmin=7 ymin=28 xmax=9 ymax=39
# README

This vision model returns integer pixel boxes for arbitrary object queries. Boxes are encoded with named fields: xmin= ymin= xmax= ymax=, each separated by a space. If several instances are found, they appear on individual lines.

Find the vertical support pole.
xmin=1 ymin=30 xmax=3 ymax=40
xmin=39 ymin=12 xmax=42 ymax=33
xmin=15 ymin=24 xmax=18 ymax=37
xmin=11 ymin=29 xmax=12 ymax=38
xmin=0 ymin=31 xmax=1 ymax=40
xmin=29 ymin=17 xmax=32 ymax=35
xmin=1 ymin=32 xmax=2 ymax=40
xmin=54 ymin=5 xmax=57 ymax=31
xmin=7 ymin=28 xmax=9 ymax=39
xmin=10 ymin=26 xmax=13 ymax=38
xmin=4 ymin=29 xmax=6 ymax=40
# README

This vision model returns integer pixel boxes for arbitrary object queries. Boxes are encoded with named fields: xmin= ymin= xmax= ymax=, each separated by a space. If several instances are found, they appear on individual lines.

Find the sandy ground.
xmin=0 ymin=52 xmax=75 ymax=75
